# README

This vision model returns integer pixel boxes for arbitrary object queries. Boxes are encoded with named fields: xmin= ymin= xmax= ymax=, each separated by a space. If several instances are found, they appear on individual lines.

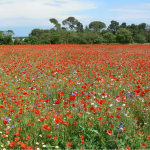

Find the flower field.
xmin=0 ymin=44 xmax=150 ymax=149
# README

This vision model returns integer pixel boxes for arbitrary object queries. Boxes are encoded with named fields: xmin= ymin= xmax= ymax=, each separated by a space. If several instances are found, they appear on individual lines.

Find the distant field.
xmin=0 ymin=44 xmax=150 ymax=149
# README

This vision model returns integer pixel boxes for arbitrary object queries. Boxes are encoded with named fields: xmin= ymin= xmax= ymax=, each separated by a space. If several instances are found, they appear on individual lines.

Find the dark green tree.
xmin=23 ymin=38 xmax=30 ymax=44
xmin=49 ymin=18 xmax=61 ymax=32
xmin=3 ymin=35 xmax=13 ymax=44
xmin=30 ymin=29 xmax=43 ymax=37
xmin=62 ymin=17 xmax=78 ymax=30
xmin=89 ymin=21 xmax=106 ymax=32
xmin=41 ymin=33 xmax=50 ymax=44
xmin=14 ymin=38 xmax=20 ymax=45
xmin=84 ymin=25 xmax=90 ymax=32
xmin=138 ymin=23 xmax=146 ymax=31
xmin=108 ymin=20 xmax=119 ymax=34
xmin=29 ymin=35 xmax=38 ymax=44
xmin=76 ymin=21 xmax=84 ymax=33
xmin=103 ymin=32 xmax=116 ymax=43
xmin=120 ymin=22 xmax=127 ymax=28
xmin=127 ymin=24 xmax=138 ymax=36
xmin=101 ymin=29 xmax=112 ymax=35
xmin=134 ymin=34 xmax=146 ymax=44
xmin=116 ymin=28 xmax=132 ymax=44
xmin=6 ymin=30 xmax=14 ymax=36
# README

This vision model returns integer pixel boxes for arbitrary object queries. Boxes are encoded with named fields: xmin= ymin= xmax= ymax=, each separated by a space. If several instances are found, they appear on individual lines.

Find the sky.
xmin=0 ymin=0 xmax=150 ymax=37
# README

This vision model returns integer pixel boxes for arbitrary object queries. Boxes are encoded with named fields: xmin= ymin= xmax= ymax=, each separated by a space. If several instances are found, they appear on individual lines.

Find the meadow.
xmin=0 ymin=44 xmax=150 ymax=149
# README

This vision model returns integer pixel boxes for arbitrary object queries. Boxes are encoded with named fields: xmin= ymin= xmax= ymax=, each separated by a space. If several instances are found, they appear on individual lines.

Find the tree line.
xmin=0 ymin=16 xmax=150 ymax=45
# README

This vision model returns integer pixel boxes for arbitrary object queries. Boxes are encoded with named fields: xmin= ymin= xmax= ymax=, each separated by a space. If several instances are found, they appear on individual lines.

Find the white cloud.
xmin=0 ymin=0 xmax=97 ymax=27
xmin=108 ymin=2 xmax=150 ymax=20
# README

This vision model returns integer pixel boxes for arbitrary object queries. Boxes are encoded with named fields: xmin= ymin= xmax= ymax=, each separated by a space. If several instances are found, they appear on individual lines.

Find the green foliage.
xmin=1 ymin=17 xmax=150 ymax=45
xmin=29 ymin=35 xmax=38 ymax=44
xmin=3 ymin=35 xmax=13 ymax=44
xmin=116 ymin=28 xmax=132 ymax=44
xmin=120 ymin=22 xmax=127 ymax=29
xmin=14 ymin=38 xmax=20 ymax=45
xmin=49 ymin=18 xmax=61 ymax=32
xmin=108 ymin=20 xmax=119 ymax=34
xmin=101 ymin=29 xmax=112 ymax=35
xmin=103 ymin=32 xmax=116 ymax=43
xmin=89 ymin=21 xmax=106 ymax=32
xmin=50 ymin=33 xmax=61 ymax=44
xmin=62 ymin=16 xmax=79 ymax=31
xmin=0 ymin=30 xmax=13 ymax=45
xmin=134 ymin=34 xmax=146 ymax=44
xmin=76 ymin=22 xmax=84 ymax=33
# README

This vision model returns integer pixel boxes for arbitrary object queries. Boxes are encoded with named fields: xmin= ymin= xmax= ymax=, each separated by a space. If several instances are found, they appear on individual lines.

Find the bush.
xmin=116 ymin=28 xmax=132 ymax=44
xmin=134 ymin=34 xmax=146 ymax=44
xmin=103 ymin=32 xmax=116 ymax=43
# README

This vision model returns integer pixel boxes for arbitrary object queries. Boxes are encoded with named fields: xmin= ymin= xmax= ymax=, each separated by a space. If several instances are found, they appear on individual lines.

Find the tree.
xmin=23 ymin=38 xmax=29 ymax=44
xmin=146 ymin=24 xmax=150 ymax=33
xmin=101 ymin=29 xmax=112 ymax=35
xmin=76 ymin=21 xmax=84 ymax=33
xmin=0 ymin=31 xmax=13 ymax=44
xmin=50 ymin=32 xmax=61 ymax=44
xmin=30 ymin=29 xmax=43 ymax=37
xmin=138 ymin=23 xmax=146 ymax=31
xmin=76 ymin=36 xmax=88 ymax=44
xmin=29 ymin=35 xmax=38 ymax=44
xmin=108 ymin=20 xmax=119 ymax=34
xmin=134 ymin=34 xmax=146 ymax=44
xmin=89 ymin=21 xmax=106 ymax=32
xmin=62 ymin=17 xmax=78 ymax=30
xmin=147 ymin=34 xmax=150 ymax=43
xmin=116 ymin=28 xmax=132 ymax=44
xmin=5 ymin=30 xmax=14 ymax=36
xmin=84 ymin=25 xmax=89 ymax=32
xmin=103 ymin=32 xmax=116 ymax=43
xmin=0 ymin=31 xmax=4 ymax=44
xmin=41 ymin=33 xmax=50 ymax=44
xmin=129 ymin=24 xmax=138 ymax=30
xmin=80 ymin=31 xmax=101 ymax=44
xmin=6 ymin=30 xmax=14 ymax=36
xmin=3 ymin=35 xmax=13 ymax=44
xmin=120 ymin=22 xmax=127 ymax=28
xmin=14 ymin=38 xmax=20 ymax=45
xmin=49 ymin=18 xmax=61 ymax=32
xmin=127 ymin=24 xmax=138 ymax=36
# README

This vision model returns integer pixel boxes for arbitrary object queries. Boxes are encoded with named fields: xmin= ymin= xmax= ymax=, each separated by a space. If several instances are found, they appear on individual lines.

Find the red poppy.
xmin=26 ymin=136 xmax=30 ymax=140
xmin=3 ymin=120 xmax=8 ymax=125
xmin=9 ymin=141 xmax=16 ymax=147
xmin=74 ymin=122 xmax=78 ymax=125
xmin=80 ymin=135 xmax=84 ymax=139
xmin=53 ymin=136 xmax=57 ymax=140
xmin=34 ymin=110 xmax=40 ymax=116
xmin=107 ymin=129 xmax=112 ymax=135
xmin=126 ymin=145 xmax=130 ymax=150
xmin=15 ymin=132 xmax=20 ymax=136
xmin=68 ymin=95 xmax=76 ymax=101
xmin=66 ymin=142 xmax=73 ymax=147
xmin=15 ymin=137 xmax=19 ymax=141
xmin=116 ymin=114 xmax=121 ymax=118
xmin=147 ymin=135 xmax=150 ymax=140
xmin=141 ymin=142 xmax=146 ymax=147
xmin=110 ymin=124 xmax=114 ymax=127
xmin=98 ymin=117 xmax=103 ymax=120
xmin=81 ymin=139 xmax=85 ymax=144
xmin=88 ymin=122 xmax=92 ymax=125
xmin=21 ymin=143 xmax=27 ymax=149
xmin=27 ymin=146 xmax=33 ymax=150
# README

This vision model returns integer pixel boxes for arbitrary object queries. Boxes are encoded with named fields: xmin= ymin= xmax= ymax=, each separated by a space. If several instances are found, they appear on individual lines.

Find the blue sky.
xmin=0 ymin=0 xmax=150 ymax=37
